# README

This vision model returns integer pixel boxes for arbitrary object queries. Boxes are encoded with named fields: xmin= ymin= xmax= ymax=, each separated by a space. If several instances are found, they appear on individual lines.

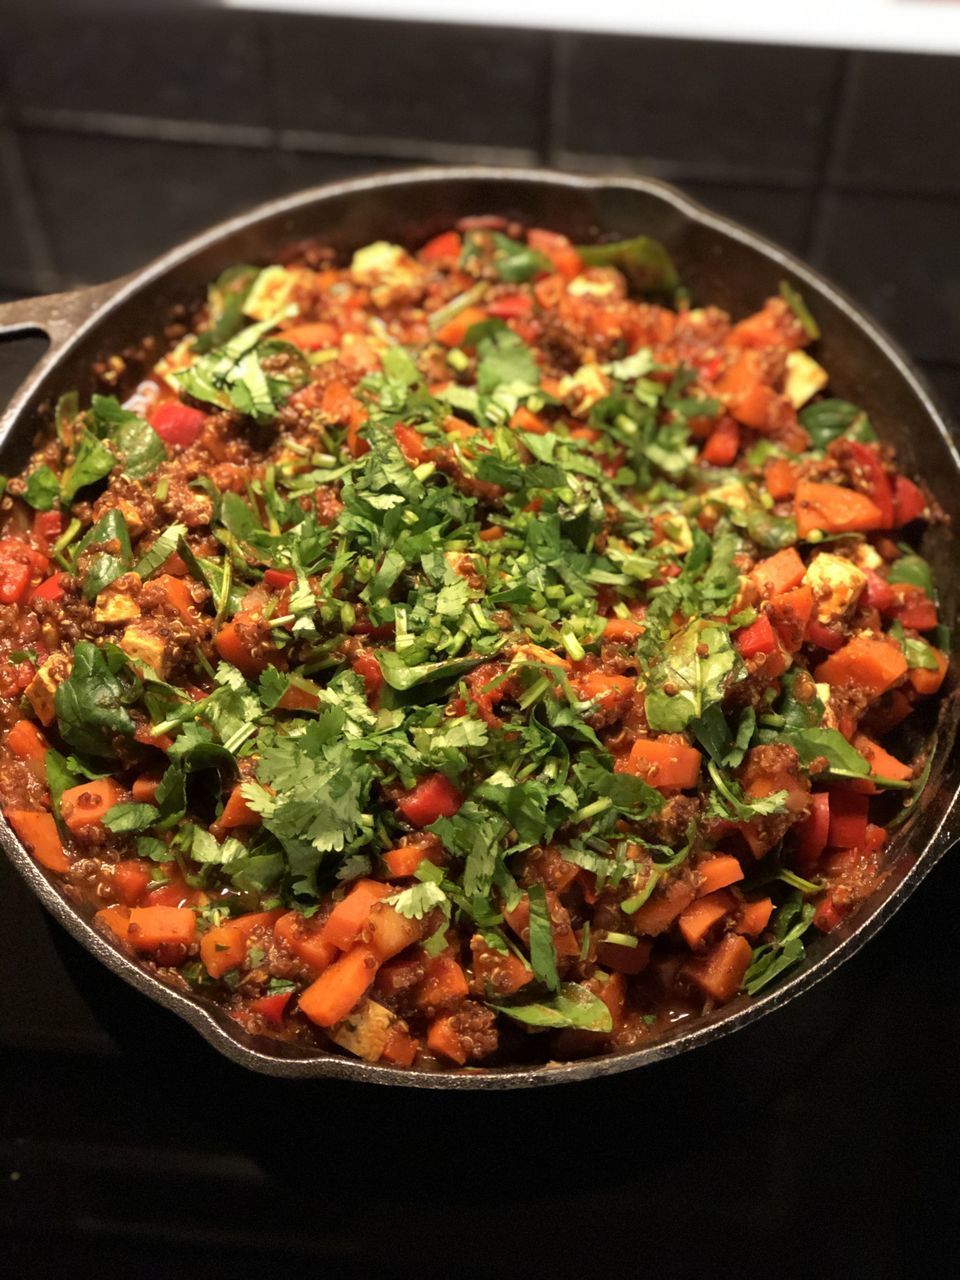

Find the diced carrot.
xmin=154 ymin=573 xmax=194 ymax=623
xmin=98 ymin=904 xmax=196 ymax=951
xmin=365 ymin=901 xmax=423 ymax=963
xmin=682 ymin=931 xmax=752 ymax=1003
xmin=510 ymin=405 xmax=550 ymax=434
xmin=814 ymin=635 xmax=908 ymax=700
xmin=298 ymin=945 xmax=380 ymax=1027
xmin=764 ymin=456 xmax=798 ymax=501
xmin=767 ymin=584 xmax=815 ymax=652
xmin=716 ymin=351 xmax=786 ymax=431
xmin=214 ymin=618 xmax=271 ymax=677
xmin=502 ymin=890 xmax=580 ymax=957
xmin=701 ymin=417 xmax=740 ymax=466
xmin=795 ymin=480 xmax=884 ymax=537
xmin=113 ymin=858 xmax=151 ymax=906
xmin=909 ymin=647 xmax=948 ymax=696
xmin=596 ymin=936 xmax=652 ymax=975
xmin=132 ymin=773 xmax=161 ymax=805
xmin=6 ymin=718 xmax=48 ymax=762
xmin=750 ymin=547 xmax=806 ymax=596
xmin=678 ymin=890 xmax=737 ymax=949
xmin=60 ymin=778 xmax=123 ymax=835
xmin=630 ymin=878 xmax=696 ymax=937
xmin=279 ymin=321 xmax=339 ymax=351
xmin=426 ymin=1014 xmax=467 ymax=1064
xmin=847 ymin=733 xmax=912 ymax=794
xmin=274 ymin=911 xmax=338 ymax=975
xmin=419 ymin=230 xmax=461 ymax=263
xmin=434 ymin=305 xmax=488 ymax=349
xmin=219 ymin=783 xmax=262 ymax=829
xmin=320 ymin=879 xmax=392 ymax=951
xmin=735 ymin=613 xmax=779 ymax=660
xmin=594 ymin=971 xmax=626 ymax=1034
xmin=381 ymin=1025 xmax=419 ymax=1067
xmin=470 ymin=937 xmax=533 ymax=995
xmin=603 ymin=617 xmax=645 ymax=642
xmin=416 ymin=953 xmax=470 ymax=1011
xmin=696 ymin=854 xmax=744 ymax=896
xmin=478 ymin=525 xmax=504 ymax=542
xmin=735 ymin=897 xmax=775 ymax=937
xmin=625 ymin=737 xmax=702 ymax=791
xmin=573 ymin=670 xmax=635 ymax=711
xmin=383 ymin=842 xmax=439 ymax=878
xmin=200 ymin=923 xmax=247 ymax=978
xmin=527 ymin=227 xmax=582 ymax=280
xmin=5 ymin=808 xmax=69 ymax=872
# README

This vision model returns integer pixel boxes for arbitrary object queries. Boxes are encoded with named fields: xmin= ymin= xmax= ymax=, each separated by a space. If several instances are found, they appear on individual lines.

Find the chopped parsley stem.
xmin=561 ymin=630 xmax=586 ymax=662
xmin=574 ymin=796 xmax=613 ymax=823
xmin=52 ymin=516 xmax=82 ymax=557
xmin=778 ymin=869 xmax=824 ymax=894
xmin=622 ymin=871 xmax=660 ymax=915
xmin=268 ymin=614 xmax=296 ymax=629
xmin=517 ymin=675 xmax=550 ymax=710
xmin=413 ymin=461 xmax=437 ymax=482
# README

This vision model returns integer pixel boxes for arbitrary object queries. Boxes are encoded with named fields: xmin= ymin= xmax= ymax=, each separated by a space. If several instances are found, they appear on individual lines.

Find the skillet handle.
xmin=0 ymin=278 xmax=125 ymax=353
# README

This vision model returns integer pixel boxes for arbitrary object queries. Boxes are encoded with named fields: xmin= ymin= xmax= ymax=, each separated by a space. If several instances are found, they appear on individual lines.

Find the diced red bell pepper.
xmin=827 ymin=790 xmax=869 ymax=849
xmin=848 ymin=441 xmax=895 ymax=529
xmin=486 ymin=294 xmax=533 ymax=320
xmin=149 ymin=401 xmax=206 ymax=447
xmin=419 ymin=230 xmax=461 ymax=263
xmin=247 ymin=990 xmax=294 ymax=1026
xmin=0 ymin=558 xmax=33 ymax=604
xmin=396 ymin=773 xmax=462 ymax=827
xmin=735 ymin=613 xmax=778 ymax=660
xmin=889 ymin=582 xmax=937 ymax=631
xmin=791 ymin=792 xmax=830 ymax=871
xmin=893 ymin=475 xmax=926 ymax=526
xmin=264 ymin=568 xmax=296 ymax=589
xmin=32 ymin=510 xmax=63 ymax=555
xmin=862 ymin=569 xmax=894 ymax=613
xmin=352 ymin=651 xmax=383 ymax=702
xmin=30 ymin=573 xmax=65 ymax=603
xmin=805 ymin=619 xmax=845 ymax=651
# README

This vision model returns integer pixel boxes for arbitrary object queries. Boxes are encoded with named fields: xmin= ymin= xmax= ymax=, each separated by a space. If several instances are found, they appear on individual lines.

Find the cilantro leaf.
xmin=492 ymin=982 xmax=613 ymax=1032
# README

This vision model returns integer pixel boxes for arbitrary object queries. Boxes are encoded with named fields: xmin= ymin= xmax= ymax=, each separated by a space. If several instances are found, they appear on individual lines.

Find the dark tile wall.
xmin=0 ymin=5 xmax=957 ymax=418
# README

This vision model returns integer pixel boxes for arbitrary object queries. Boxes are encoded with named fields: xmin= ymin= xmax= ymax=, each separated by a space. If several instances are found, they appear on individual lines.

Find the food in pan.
xmin=0 ymin=220 xmax=947 ymax=1071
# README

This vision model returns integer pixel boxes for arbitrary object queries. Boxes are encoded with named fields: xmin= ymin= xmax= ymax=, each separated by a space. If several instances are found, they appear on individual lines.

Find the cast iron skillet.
xmin=0 ymin=167 xmax=957 ymax=1089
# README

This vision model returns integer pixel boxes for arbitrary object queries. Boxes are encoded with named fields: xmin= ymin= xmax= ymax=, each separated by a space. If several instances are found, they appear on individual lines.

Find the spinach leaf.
xmin=194 ymin=264 xmax=259 ymax=355
xmin=491 ymin=982 xmax=613 ymax=1032
xmin=527 ymin=882 xmax=559 ymax=992
xmin=60 ymin=429 xmax=115 ymax=503
xmin=798 ymin=398 xmax=876 ymax=448
xmin=76 ymin=509 xmax=133 ymax=601
xmin=888 ymin=552 xmax=934 ymax=597
xmin=54 ymin=641 xmax=139 ymax=757
xmin=743 ymin=892 xmax=816 ymax=995
xmin=134 ymin=523 xmax=188 ymax=581
xmin=890 ymin=621 xmax=939 ymax=670
xmin=784 ymin=727 xmax=870 ymax=779
xmin=45 ymin=748 xmax=81 ymax=835
xmin=577 ymin=235 xmax=678 ymax=293
xmin=645 ymin=622 xmax=737 ymax=733
xmin=23 ymin=466 xmax=60 ymax=512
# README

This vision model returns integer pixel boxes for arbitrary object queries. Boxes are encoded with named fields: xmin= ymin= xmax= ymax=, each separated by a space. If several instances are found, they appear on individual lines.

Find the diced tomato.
xmin=396 ymin=773 xmax=462 ymax=827
xmin=149 ymin=401 xmax=206 ymax=447
xmin=32 ymin=510 xmax=63 ymax=555
xmin=847 ymin=441 xmax=895 ymax=529
xmin=113 ymin=859 xmax=152 ymax=906
xmin=0 ymin=538 xmax=46 ymax=604
xmin=863 ymin=569 xmax=894 ymax=613
xmin=486 ymin=293 xmax=533 ymax=320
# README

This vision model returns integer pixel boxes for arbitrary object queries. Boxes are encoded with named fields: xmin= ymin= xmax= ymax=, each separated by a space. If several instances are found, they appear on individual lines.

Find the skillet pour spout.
xmin=0 ymin=166 xmax=957 ymax=1088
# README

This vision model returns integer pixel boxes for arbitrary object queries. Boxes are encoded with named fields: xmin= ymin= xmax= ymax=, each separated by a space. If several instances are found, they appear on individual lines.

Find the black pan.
xmin=0 ymin=167 xmax=956 ymax=1089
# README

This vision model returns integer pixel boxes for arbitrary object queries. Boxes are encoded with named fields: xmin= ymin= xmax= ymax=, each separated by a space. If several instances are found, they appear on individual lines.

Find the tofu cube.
xmin=329 ymin=999 xmax=395 ymax=1062
xmin=803 ymin=552 xmax=867 ymax=623
xmin=703 ymin=480 xmax=752 ymax=513
xmin=24 ymin=654 xmax=72 ymax=727
xmin=119 ymin=626 xmax=170 ymax=679
xmin=784 ymin=350 xmax=828 ymax=409
xmin=94 ymin=591 xmax=141 ymax=626
xmin=243 ymin=265 xmax=308 ymax=322
xmin=557 ymin=364 xmax=612 ymax=418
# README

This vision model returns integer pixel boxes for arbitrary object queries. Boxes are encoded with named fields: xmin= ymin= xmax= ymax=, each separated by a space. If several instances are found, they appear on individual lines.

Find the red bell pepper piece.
xmin=701 ymin=417 xmax=740 ymax=467
xmin=29 ymin=573 xmax=65 ymax=603
xmin=893 ymin=475 xmax=926 ymax=526
xmin=264 ymin=568 xmax=296 ymax=589
xmin=32 ymin=510 xmax=63 ymax=555
xmin=827 ymin=790 xmax=869 ymax=849
xmin=735 ymin=613 xmax=778 ymax=659
xmin=352 ymin=651 xmax=383 ymax=702
xmin=805 ymin=619 xmax=844 ymax=651
xmin=862 ymin=569 xmax=894 ymax=613
xmin=149 ymin=401 xmax=206 ymax=447
xmin=247 ymin=990 xmax=294 ymax=1026
xmin=848 ymin=442 xmax=895 ymax=528
xmin=486 ymin=294 xmax=533 ymax=320
xmin=790 ymin=792 xmax=830 ymax=871
xmin=396 ymin=773 xmax=463 ymax=827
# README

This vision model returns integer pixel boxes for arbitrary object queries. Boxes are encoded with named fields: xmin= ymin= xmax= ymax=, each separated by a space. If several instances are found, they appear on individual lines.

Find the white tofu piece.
xmin=803 ymin=552 xmax=867 ymax=623
xmin=851 ymin=542 xmax=884 ymax=572
xmin=703 ymin=480 xmax=753 ymax=513
xmin=815 ymin=681 xmax=840 ymax=730
xmin=94 ymin=592 xmax=141 ymax=625
xmin=349 ymin=242 xmax=420 ymax=307
xmin=568 ymin=274 xmax=617 ymax=298
xmin=243 ymin=265 xmax=311 ymax=322
xmin=556 ymin=364 xmax=611 ymax=417
xmin=119 ymin=626 xmax=170 ymax=679
xmin=24 ymin=654 xmax=71 ymax=727
xmin=329 ymin=999 xmax=395 ymax=1062
xmin=784 ymin=350 xmax=828 ymax=409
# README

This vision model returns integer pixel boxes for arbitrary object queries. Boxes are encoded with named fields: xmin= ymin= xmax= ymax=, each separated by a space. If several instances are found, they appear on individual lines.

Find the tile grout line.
xmin=805 ymin=49 xmax=862 ymax=264
xmin=0 ymin=122 xmax=60 ymax=294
